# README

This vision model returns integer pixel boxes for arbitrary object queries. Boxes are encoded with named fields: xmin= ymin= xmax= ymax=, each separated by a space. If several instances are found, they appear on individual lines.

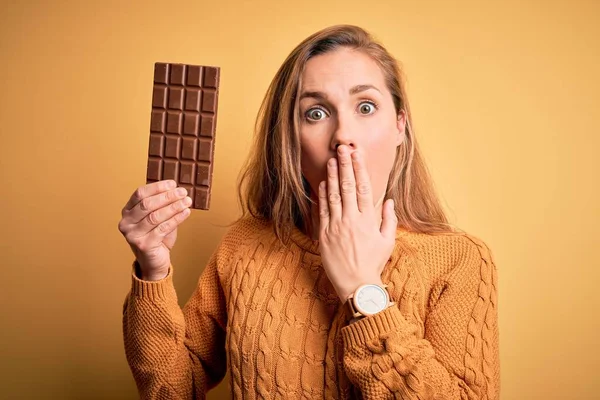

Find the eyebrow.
xmin=299 ymin=84 xmax=381 ymax=100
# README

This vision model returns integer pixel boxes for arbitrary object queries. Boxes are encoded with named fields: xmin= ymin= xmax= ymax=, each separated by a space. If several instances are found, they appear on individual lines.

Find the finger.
xmin=337 ymin=145 xmax=358 ymax=217
xmin=136 ymin=195 xmax=192 ymax=234
xmin=128 ymin=186 xmax=189 ymax=224
xmin=318 ymin=181 xmax=330 ymax=232
xmin=351 ymin=150 xmax=374 ymax=213
xmin=380 ymin=199 xmax=398 ymax=238
xmin=123 ymin=180 xmax=176 ymax=213
xmin=147 ymin=206 xmax=191 ymax=241
xmin=327 ymin=158 xmax=342 ymax=221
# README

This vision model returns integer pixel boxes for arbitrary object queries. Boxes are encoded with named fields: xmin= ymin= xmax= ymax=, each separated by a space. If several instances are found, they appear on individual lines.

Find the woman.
xmin=120 ymin=25 xmax=500 ymax=399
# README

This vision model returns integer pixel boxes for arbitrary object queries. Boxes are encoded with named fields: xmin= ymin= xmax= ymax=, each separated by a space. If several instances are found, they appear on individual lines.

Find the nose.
xmin=330 ymin=113 xmax=357 ymax=151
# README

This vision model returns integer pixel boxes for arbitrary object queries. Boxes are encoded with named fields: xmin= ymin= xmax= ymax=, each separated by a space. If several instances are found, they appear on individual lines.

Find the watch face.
xmin=355 ymin=285 xmax=388 ymax=315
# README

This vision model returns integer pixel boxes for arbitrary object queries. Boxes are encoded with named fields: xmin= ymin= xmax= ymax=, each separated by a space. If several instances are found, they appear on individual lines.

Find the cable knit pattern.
xmin=122 ymin=216 xmax=500 ymax=399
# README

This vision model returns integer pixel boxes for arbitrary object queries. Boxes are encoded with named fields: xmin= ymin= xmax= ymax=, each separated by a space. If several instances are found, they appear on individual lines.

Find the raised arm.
xmin=341 ymin=238 xmax=500 ymax=399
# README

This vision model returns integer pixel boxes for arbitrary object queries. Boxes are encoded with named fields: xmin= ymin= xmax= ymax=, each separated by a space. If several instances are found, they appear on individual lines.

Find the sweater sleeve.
xmin=340 ymin=238 xmax=500 ymax=400
xmin=122 ymin=252 xmax=227 ymax=399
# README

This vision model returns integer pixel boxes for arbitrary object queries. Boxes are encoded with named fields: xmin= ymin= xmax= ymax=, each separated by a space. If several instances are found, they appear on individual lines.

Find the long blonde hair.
xmin=237 ymin=25 xmax=455 ymax=243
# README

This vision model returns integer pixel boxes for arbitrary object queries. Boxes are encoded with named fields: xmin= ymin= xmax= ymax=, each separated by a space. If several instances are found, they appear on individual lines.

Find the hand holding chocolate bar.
xmin=118 ymin=62 xmax=221 ymax=280
xmin=118 ymin=179 xmax=191 ymax=280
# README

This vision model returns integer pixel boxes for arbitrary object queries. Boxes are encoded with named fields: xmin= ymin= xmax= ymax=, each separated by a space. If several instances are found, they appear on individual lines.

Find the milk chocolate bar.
xmin=146 ymin=62 xmax=220 ymax=210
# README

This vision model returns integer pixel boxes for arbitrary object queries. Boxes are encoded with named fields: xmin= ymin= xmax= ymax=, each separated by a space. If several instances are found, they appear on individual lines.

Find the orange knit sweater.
xmin=122 ymin=216 xmax=500 ymax=399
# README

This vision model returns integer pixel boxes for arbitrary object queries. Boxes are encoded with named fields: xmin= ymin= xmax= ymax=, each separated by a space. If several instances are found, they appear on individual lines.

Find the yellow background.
xmin=1 ymin=0 xmax=598 ymax=399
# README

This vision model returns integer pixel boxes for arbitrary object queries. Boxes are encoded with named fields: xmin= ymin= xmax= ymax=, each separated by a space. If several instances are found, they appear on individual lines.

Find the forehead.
xmin=301 ymin=48 xmax=386 ymax=91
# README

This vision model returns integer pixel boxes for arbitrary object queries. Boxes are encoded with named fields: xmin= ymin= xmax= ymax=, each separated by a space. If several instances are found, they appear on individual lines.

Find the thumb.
xmin=380 ymin=199 xmax=398 ymax=238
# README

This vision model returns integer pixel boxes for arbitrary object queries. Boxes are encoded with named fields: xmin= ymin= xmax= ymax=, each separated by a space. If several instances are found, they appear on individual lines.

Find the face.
xmin=298 ymin=47 xmax=406 ymax=206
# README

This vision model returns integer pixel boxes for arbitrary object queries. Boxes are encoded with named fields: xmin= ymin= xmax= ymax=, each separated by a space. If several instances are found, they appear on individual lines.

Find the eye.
xmin=306 ymin=107 xmax=328 ymax=121
xmin=358 ymin=101 xmax=377 ymax=115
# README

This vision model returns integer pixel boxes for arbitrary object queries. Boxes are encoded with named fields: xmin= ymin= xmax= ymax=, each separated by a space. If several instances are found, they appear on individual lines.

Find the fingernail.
xmin=351 ymin=151 xmax=359 ymax=160
xmin=328 ymin=158 xmax=337 ymax=168
xmin=176 ymin=188 xmax=187 ymax=196
xmin=169 ymin=180 xmax=176 ymax=188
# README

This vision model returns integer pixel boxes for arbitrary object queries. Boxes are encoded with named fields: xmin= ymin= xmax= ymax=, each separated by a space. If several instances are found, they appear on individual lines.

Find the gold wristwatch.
xmin=346 ymin=283 xmax=395 ymax=319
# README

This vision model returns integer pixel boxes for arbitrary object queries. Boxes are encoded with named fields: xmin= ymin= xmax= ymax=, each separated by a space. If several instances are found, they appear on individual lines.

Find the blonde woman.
xmin=120 ymin=25 xmax=500 ymax=399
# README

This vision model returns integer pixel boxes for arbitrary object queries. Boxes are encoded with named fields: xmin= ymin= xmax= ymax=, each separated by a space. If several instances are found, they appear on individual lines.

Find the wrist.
xmin=141 ymin=270 xmax=169 ymax=281
xmin=339 ymin=278 xmax=385 ymax=303
xmin=134 ymin=260 xmax=170 ymax=281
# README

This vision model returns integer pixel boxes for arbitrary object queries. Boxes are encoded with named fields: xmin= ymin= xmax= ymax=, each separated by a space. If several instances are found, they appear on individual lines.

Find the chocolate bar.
xmin=146 ymin=62 xmax=220 ymax=210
